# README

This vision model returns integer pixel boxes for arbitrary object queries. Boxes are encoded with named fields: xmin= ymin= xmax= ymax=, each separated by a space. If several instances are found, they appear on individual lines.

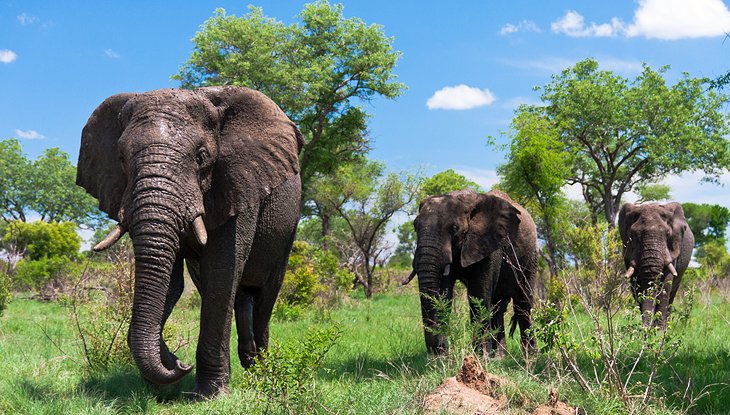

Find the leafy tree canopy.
xmin=681 ymin=202 xmax=730 ymax=247
xmin=634 ymin=183 xmax=671 ymax=203
xmin=529 ymin=58 xmax=730 ymax=225
xmin=0 ymin=138 xmax=102 ymax=227
xmin=419 ymin=169 xmax=480 ymax=200
xmin=2 ymin=221 xmax=80 ymax=261
xmin=174 ymin=1 xmax=405 ymax=193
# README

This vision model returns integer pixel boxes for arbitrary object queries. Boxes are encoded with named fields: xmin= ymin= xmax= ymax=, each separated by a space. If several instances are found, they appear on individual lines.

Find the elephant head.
xmin=77 ymin=87 xmax=302 ymax=385
xmin=618 ymin=202 xmax=694 ymax=325
xmin=410 ymin=189 xmax=520 ymax=352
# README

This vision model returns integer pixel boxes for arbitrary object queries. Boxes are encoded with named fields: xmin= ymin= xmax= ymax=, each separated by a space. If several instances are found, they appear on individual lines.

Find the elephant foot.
xmin=186 ymin=381 xmax=230 ymax=401
xmin=239 ymin=351 xmax=259 ymax=368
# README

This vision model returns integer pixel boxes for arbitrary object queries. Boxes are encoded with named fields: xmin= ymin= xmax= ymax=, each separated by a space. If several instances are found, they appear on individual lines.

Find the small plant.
xmin=240 ymin=324 xmax=342 ymax=414
xmin=0 ymin=272 xmax=10 ymax=316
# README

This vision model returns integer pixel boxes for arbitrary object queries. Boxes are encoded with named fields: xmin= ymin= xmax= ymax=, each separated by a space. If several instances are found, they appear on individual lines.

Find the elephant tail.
xmin=509 ymin=313 xmax=518 ymax=338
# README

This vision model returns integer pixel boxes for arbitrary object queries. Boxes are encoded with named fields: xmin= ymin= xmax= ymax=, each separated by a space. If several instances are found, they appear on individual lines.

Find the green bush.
xmin=280 ymin=241 xmax=353 ymax=308
xmin=240 ymin=324 xmax=341 ymax=413
xmin=12 ymin=256 xmax=73 ymax=291
xmin=2 ymin=220 xmax=80 ymax=261
xmin=0 ymin=272 xmax=10 ymax=316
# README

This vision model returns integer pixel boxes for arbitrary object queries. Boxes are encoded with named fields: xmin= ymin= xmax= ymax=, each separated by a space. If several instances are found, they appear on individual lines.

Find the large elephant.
xmin=77 ymin=86 xmax=303 ymax=398
xmin=404 ymin=189 xmax=538 ymax=355
xmin=618 ymin=202 xmax=694 ymax=327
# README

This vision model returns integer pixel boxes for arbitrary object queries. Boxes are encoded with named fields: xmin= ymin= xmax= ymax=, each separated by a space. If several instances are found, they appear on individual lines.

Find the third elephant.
xmin=407 ymin=189 xmax=538 ymax=355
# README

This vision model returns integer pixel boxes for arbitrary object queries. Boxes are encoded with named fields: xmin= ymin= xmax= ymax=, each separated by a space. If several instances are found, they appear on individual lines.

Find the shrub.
xmin=12 ymin=256 xmax=73 ymax=291
xmin=0 ymin=272 xmax=10 ymax=316
xmin=2 ymin=220 xmax=80 ymax=261
xmin=280 ymin=241 xmax=353 ymax=309
xmin=240 ymin=324 xmax=342 ymax=413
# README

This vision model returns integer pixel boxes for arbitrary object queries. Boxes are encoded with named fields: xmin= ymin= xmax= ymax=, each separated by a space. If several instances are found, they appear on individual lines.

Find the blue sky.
xmin=2 ymin=0 xmax=730 ymax=207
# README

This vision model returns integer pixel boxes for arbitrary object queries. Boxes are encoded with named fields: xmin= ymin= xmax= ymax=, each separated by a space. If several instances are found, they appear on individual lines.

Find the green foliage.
xmin=681 ymin=202 xmax=730 ymax=247
xmin=635 ymin=183 xmax=671 ymax=203
xmin=0 ymin=139 xmax=102 ymax=226
xmin=309 ymin=159 xmax=419 ymax=297
xmin=175 ymin=2 xmax=405 ymax=192
xmin=419 ymin=169 xmax=480 ymax=200
xmin=12 ymin=256 xmax=73 ymax=291
xmin=3 ymin=221 xmax=80 ymax=261
xmin=0 ymin=272 xmax=10 ymax=316
xmin=0 ymin=138 xmax=33 ymax=222
xmin=497 ymin=109 xmax=574 ymax=276
xmin=528 ymin=58 xmax=730 ymax=224
xmin=241 ymin=324 xmax=342 ymax=414
xmin=280 ymin=241 xmax=353 ymax=309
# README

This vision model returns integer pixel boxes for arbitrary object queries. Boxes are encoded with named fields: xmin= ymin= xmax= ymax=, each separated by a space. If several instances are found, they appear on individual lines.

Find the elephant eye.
xmin=196 ymin=148 xmax=209 ymax=166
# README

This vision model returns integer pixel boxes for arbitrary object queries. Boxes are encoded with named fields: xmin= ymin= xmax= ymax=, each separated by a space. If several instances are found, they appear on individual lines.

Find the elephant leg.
xmin=654 ymin=273 xmax=674 ymax=328
xmin=234 ymin=287 xmax=258 ymax=368
xmin=236 ymin=175 xmax=300 ymax=367
xmin=489 ymin=297 xmax=509 ymax=356
xmin=467 ymin=251 xmax=501 ymax=356
xmin=194 ymin=213 xmax=257 ymax=399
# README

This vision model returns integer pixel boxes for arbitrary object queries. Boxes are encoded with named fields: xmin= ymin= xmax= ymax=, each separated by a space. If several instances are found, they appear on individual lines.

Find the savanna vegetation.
xmin=1 ymin=1 xmax=729 ymax=414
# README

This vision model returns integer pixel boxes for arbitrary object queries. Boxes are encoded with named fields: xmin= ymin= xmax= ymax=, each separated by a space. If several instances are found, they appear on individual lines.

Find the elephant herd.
xmin=76 ymin=87 xmax=694 ymax=399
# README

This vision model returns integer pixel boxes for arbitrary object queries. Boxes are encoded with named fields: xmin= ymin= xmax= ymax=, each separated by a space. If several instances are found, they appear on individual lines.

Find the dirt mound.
xmin=424 ymin=356 xmax=581 ymax=415
xmin=423 ymin=356 xmax=507 ymax=415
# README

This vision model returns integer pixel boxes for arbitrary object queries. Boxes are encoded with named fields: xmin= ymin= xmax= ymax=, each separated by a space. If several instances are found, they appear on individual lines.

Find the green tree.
xmin=532 ymin=58 xmax=730 ymax=225
xmin=497 ymin=109 xmax=573 ymax=277
xmin=2 ymin=221 xmax=80 ymax=261
xmin=175 ymin=2 xmax=405 ymax=196
xmin=311 ymin=160 xmax=419 ymax=298
xmin=419 ymin=169 xmax=481 ymax=200
xmin=681 ymin=203 xmax=730 ymax=247
xmin=635 ymin=183 xmax=672 ymax=203
xmin=0 ymin=139 xmax=102 ymax=227
xmin=31 ymin=148 xmax=102 ymax=227
xmin=0 ymin=138 xmax=33 ymax=222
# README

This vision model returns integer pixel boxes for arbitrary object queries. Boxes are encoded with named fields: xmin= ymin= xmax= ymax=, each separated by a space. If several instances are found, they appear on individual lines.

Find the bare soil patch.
xmin=423 ymin=356 xmax=580 ymax=415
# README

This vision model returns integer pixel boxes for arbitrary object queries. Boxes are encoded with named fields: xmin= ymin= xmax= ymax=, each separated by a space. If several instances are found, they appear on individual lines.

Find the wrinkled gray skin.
xmin=410 ymin=189 xmax=538 ymax=355
xmin=618 ymin=203 xmax=694 ymax=327
xmin=77 ymin=87 xmax=303 ymax=399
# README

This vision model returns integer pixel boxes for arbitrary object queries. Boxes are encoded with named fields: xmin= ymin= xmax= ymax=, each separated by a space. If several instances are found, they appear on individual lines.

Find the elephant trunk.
xmin=414 ymin=241 xmax=452 ymax=354
xmin=127 ymin=191 xmax=191 ymax=385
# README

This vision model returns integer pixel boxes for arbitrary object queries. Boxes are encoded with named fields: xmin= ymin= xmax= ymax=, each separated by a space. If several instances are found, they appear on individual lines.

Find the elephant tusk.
xmin=93 ymin=225 xmax=126 ymax=252
xmin=192 ymin=216 xmax=208 ymax=246
xmin=667 ymin=263 xmax=678 ymax=277
xmin=401 ymin=269 xmax=417 ymax=285
xmin=443 ymin=263 xmax=451 ymax=277
xmin=624 ymin=265 xmax=635 ymax=279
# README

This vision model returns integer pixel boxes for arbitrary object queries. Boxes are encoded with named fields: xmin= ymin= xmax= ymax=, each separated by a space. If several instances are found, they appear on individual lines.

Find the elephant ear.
xmin=460 ymin=194 xmax=521 ymax=268
xmin=76 ymin=93 xmax=135 ymax=221
xmin=663 ymin=202 xmax=689 ymax=258
xmin=199 ymin=86 xmax=303 ymax=229
xmin=617 ymin=203 xmax=639 ymax=246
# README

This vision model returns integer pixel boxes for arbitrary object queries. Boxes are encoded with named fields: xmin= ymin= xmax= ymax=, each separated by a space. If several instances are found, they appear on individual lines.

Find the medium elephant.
xmin=77 ymin=86 xmax=303 ymax=398
xmin=404 ymin=189 xmax=538 ymax=355
xmin=618 ymin=202 xmax=694 ymax=327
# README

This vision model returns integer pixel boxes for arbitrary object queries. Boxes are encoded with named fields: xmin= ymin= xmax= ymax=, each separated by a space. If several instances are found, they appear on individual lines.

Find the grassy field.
xmin=0 ymin=284 xmax=728 ymax=414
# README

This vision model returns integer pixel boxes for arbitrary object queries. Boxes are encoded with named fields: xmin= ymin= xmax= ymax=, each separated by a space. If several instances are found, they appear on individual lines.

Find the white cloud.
xmin=552 ymin=10 xmax=626 ymax=37
xmin=427 ymin=85 xmax=497 ymax=110
xmin=499 ymin=20 xmax=541 ymax=35
xmin=0 ymin=49 xmax=18 ymax=64
xmin=14 ymin=129 xmax=47 ymax=140
xmin=453 ymin=167 xmax=498 ymax=191
xmin=552 ymin=1 xmax=730 ymax=40
xmin=626 ymin=0 xmax=730 ymax=39
xmin=104 ymin=48 xmax=120 ymax=59
xmin=17 ymin=13 xmax=37 ymax=25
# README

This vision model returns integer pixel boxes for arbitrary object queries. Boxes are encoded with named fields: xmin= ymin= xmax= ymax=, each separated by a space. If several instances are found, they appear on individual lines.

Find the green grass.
xmin=0 ymin=286 xmax=728 ymax=414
